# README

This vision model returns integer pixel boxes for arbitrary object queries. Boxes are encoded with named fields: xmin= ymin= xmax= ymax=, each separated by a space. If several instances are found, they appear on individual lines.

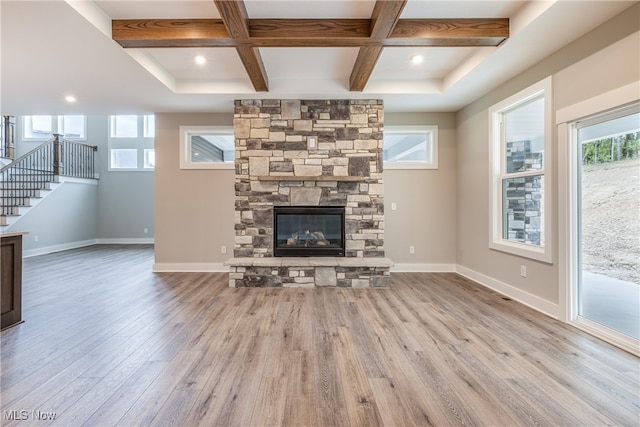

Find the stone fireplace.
xmin=226 ymin=99 xmax=392 ymax=287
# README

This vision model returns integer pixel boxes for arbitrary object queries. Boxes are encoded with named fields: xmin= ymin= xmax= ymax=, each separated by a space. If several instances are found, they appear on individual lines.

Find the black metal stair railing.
xmin=0 ymin=134 xmax=98 ymax=216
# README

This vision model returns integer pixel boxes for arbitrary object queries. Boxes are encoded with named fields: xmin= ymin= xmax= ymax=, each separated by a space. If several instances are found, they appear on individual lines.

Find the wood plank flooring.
xmin=1 ymin=244 xmax=638 ymax=426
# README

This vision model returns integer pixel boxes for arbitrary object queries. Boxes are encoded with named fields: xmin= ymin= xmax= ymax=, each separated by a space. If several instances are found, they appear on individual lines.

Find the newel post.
xmin=53 ymin=133 xmax=63 ymax=176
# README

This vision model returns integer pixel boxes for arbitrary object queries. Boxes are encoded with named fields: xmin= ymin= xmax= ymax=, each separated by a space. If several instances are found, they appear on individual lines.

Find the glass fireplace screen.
xmin=274 ymin=206 xmax=345 ymax=257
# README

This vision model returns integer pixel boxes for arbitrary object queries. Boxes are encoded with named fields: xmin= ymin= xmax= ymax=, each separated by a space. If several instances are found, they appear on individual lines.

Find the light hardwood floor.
xmin=1 ymin=245 xmax=638 ymax=426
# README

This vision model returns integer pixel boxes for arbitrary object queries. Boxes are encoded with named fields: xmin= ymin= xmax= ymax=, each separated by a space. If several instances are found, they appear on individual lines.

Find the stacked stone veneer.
xmin=227 ymin=99 xmax=392 ymax=288
xmin=505 ymin=140 xmax=543 ymax=245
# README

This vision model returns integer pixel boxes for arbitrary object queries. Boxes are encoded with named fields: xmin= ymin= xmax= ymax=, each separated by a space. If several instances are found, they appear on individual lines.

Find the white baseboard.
xmin=96 ymin=238 xmax=155 ymax=244
xmin=391 ymin=263 xmax=456 ymax=272
xmin=23 ymin=238 xmax=154 ymax=257
xmin=455 ymin=265 xmax=560 ymax=319
xmin=23 ymin=239 xmax=97 ymax=258
xmin=152 ymin=263 xmax=227 ymax=273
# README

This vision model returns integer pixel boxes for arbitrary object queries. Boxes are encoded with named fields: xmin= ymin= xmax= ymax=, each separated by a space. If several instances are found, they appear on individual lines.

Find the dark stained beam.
xmin=112 ymin=19 xmax=232 ymax=48
xmin=387 ymin=18 xmax=509 ymax=46
xmin=113 ymin=18 xmax=508 ymax=48
xmin=349 ymin=0 xmax=407 ymax=91
xmin=111 ymin=12 xmax=509 ymax=93
xmin=248 ymin=19 xmax=371 ymax=46
xmin=369 ymin=0 xmax=408 ymax=41
xmin=214 ymin=0 xmax=269 ymax=91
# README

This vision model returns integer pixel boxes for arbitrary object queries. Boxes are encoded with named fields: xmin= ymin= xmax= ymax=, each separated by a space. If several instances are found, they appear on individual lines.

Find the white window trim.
xmin=179 ymin=126 xmax=234 ymax=170
xmin=383 ymin=125 xmax=438 ymax=170
xmin=488 ymin=76 xmax=553 ymax=263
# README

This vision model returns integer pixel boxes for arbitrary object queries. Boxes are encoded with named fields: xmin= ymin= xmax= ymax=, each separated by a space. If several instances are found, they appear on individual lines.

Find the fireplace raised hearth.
xmin=274 ymin=206 xmax=345 ymax=257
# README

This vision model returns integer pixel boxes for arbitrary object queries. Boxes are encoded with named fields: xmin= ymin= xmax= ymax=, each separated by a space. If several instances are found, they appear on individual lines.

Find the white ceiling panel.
xmin=261 ymin=47 xmax=359 ymax=80
xmin=370 ymin=46 xmax=480 ymax=81
xmin=400 ymin=0 xmax=525 ymax=19
xmin=95 ymin=1 xmax=219 ymax=19
xmin=144 ymin=48 xmax=249 ymax=81
xmin=244 ymin=0 xmax=376 ymax=18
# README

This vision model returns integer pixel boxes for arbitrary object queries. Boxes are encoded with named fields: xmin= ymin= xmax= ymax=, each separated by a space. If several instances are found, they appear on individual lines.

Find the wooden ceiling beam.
xmin=111 ymin=9 xmax=509 ymax=93
xmin=112 ymin=18 xmax=508 ymax=48
xmin=214 ymin=0 xmax=269 ymax=91
xmin=349 ymin=0 xmax=407 ymax=92
xmin=387 ymin=18 xmax=509 ymax=46
xmin=369 ymin=0 xmax=408 ymax=41
xmin=248 ymin=19 xmax=371 ymax=45
xmin=112 ymin=19 xmax=232 ymax=48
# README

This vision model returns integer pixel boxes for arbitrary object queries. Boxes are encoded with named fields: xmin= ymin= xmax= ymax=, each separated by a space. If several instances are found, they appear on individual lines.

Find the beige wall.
xmin=154 ymin=111 xmax=458 ymax=267
xmin=456 ymin=4 xmax=639 ymax=305
xmin=384 ymin=112 xmax=457 ymax=266
xmin=154 ymin=113 xmax=235 ymax=265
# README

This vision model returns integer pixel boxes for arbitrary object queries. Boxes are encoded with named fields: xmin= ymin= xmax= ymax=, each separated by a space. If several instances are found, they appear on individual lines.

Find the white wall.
xmin=8 ymin=179 xmax=98 ymax=256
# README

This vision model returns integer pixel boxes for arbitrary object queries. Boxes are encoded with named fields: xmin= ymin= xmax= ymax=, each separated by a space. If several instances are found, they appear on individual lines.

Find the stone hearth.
xmin=226 ymin=99 xmax=392 ymax=287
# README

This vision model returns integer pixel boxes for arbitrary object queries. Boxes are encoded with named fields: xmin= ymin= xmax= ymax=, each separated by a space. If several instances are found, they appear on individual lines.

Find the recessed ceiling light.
xmin=410 ymin=55 xmax=424 ymax=65
xmin=65 ymin=95 xmax=76 ymax=103
xmin=195 ymin=55 xmax=206 ymax=65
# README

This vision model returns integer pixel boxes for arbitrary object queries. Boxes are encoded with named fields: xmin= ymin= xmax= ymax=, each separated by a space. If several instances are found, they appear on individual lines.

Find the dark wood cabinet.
xmin=1 ymin=232 xmax=25 ymax=329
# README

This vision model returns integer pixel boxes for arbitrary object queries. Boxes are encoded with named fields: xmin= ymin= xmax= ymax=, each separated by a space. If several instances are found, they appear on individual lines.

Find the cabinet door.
xmin=1 ymin=236 xmax=23 ymax=329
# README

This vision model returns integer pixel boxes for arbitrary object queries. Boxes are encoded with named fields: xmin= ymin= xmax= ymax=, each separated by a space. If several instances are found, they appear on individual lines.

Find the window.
xmin=179 ymin=126 xmax=234 ymax=169
xmin=489 ymin=76 xmax=552 ymax=262
xmin=110 ymin=115 xmax=138 ymax=138
xmin=108 ymin=115 xmax=155 ymax=171
xmin=144 ymin=149 xmax=156 ymax=169
xmin=23 ymin=115 xmax=86 ymax=140
xmin=143 ymin=115 xmax=155 ymax=138
xmin=58 ymin=115 xmax=86 ymax=139
xmin=383 ymin=126 xmax=438 ymax=169
xmin=111 ymin=149 xmax=138 ymax=169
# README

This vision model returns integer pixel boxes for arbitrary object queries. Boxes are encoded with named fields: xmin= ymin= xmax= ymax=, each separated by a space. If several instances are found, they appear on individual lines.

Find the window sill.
xmin=489 ymin=240 xmax=552 ymax=264
xmin=108 ymin=168 xmax=154 ymax=172
xmin=179 ymin=162 xmax=234 ymax=170
xmin=384 ymin=162 xmax=438 ymax=170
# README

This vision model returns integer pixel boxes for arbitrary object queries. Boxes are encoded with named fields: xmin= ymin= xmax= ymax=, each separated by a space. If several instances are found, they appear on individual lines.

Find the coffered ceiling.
xmin=0 ymin=1 xmax=636 ymax=115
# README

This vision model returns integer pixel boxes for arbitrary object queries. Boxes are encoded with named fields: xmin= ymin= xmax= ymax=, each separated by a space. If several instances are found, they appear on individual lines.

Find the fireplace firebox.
xmin=274 ymin=206 xmax=345 ymax=257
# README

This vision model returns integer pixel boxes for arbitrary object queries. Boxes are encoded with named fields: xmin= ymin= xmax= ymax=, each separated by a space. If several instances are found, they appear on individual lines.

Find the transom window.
xmin=383 ymin=125 xmax=438 ymax=169
xmin=179 ymin=126 xmax=234 ymax=169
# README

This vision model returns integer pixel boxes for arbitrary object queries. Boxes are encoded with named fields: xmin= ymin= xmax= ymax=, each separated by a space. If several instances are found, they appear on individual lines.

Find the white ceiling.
xmin=0 ymin=1 xmax=636 ymax=116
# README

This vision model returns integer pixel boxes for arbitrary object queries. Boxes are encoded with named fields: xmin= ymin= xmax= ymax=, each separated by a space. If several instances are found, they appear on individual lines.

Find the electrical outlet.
xmin=33 ymin=235 xmax=38 ymax=243
xmin=143 ymin=228 xmax=148 ymax=234
xmin=409 ymin=245 xmax=415 ymax=254
xmin=520 ymin=265 xmax=527 ymax=278
xmin=391 ymin=202 xmax=397 ymax=211
xmin=308 ymin=136 xmax=317 ymax=148
xmin=221 ymin=245 xmax=227 ymax=254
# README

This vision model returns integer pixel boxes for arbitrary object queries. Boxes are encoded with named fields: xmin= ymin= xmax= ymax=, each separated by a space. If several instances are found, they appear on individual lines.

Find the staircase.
xmin=0 ymin=134 xmax=98 ymax=229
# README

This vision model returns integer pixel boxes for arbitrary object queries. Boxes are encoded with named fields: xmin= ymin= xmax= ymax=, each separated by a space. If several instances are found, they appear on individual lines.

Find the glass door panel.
xmin=577 ymin=106 xmax=640 ymax=340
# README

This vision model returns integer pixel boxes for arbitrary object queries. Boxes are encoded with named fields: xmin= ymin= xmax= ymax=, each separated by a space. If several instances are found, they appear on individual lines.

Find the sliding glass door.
xmin=575 ymin=104 xmax=640 ymax=341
